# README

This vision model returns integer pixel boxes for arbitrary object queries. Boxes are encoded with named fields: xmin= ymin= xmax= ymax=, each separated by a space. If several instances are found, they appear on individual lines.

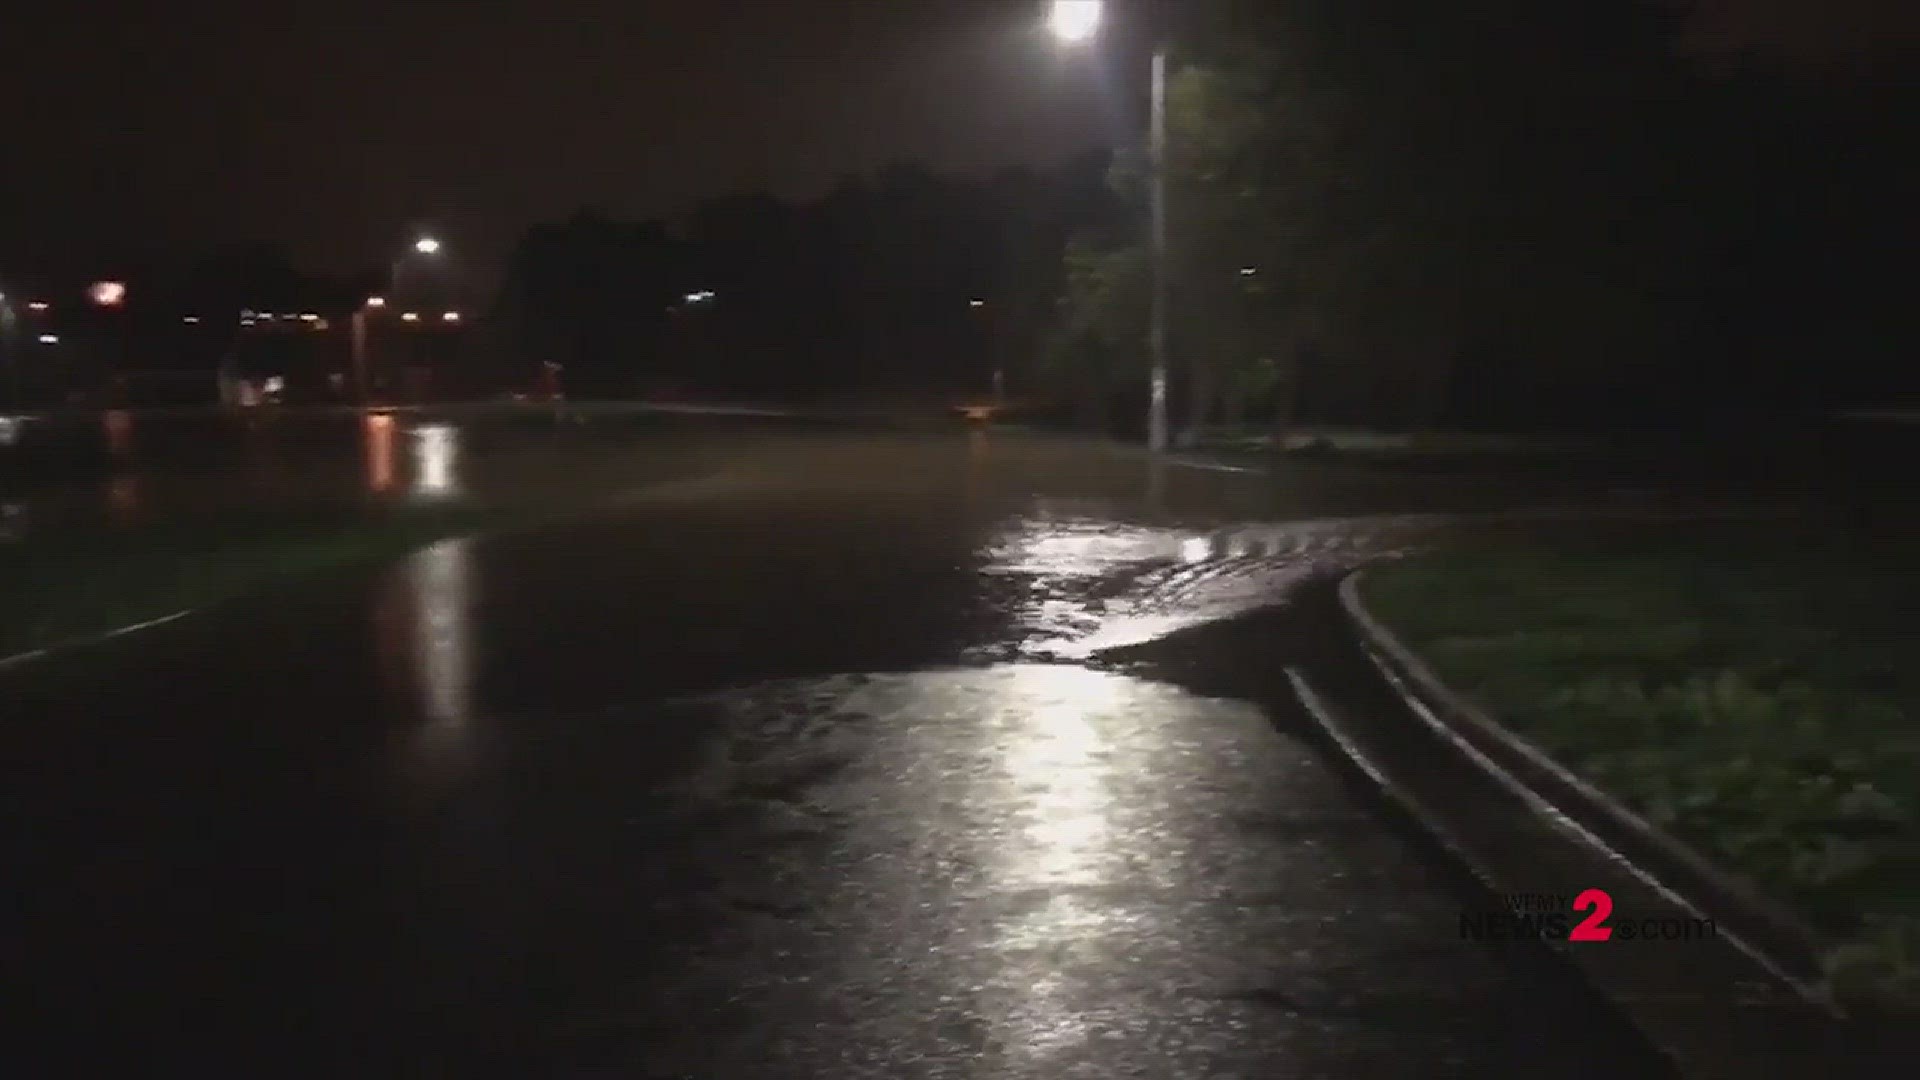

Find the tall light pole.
xmin=1052 ymin=0 xmax=1169 ymax=454
xmin=351 ymin=296 xmax=384 ymax=405
xmin=358 ymin=237 xmax=446 ymax=406
xmin=392 ymin=236 xmax=444 ymax=297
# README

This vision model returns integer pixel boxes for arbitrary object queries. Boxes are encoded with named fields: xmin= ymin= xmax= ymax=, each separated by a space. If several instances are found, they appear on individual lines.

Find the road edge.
xmin=0 ymin=610 xmax=195 ymax=675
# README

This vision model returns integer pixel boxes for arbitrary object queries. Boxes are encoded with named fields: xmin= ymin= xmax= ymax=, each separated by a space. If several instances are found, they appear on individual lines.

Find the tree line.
xmin=493 ymin=154 xmax=1116 ymax=400
xmin=493 ymin=0 xmax=1913 ymax=434
xmin=1043 ymin=0 xmax=1917 ymax=439
xmin=76 ymin=1 xmax=1901 ymax=430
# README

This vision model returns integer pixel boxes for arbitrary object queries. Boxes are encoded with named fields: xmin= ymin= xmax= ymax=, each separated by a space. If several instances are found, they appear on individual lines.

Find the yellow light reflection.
xmin=364 ymin=412 xmax=396 ymax=494
xmin=102 ymin=409 xmax=135 ymax=458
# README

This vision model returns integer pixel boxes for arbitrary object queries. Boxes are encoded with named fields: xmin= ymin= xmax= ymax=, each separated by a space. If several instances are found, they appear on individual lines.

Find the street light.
xmin=1052 ymin=0 xmax=1169 ymax=454
xmin=441 ymin=311 xmax=460 ymax=323
xmin=365 ymin=296 xmax=386 ymax=309
xmin=88 ymin=281 xmax=127 ymax=307
xmin=413 ymin=237 xmax=442 ymax=256
xmin=1049 ymin=0 xmax=1102 ymax=42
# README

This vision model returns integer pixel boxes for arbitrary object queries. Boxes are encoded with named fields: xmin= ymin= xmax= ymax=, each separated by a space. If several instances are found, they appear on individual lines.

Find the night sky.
xmin=3 ymin=0 xmax=1911 ymax=278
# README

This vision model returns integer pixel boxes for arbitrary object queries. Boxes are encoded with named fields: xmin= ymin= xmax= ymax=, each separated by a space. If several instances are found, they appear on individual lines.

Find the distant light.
xmin=683 ymin=290 xmax=716 ymax=304
xmin=299 ymin=312 xmax=320 ymax=322
xmin=401 ymin=312 xmax=421 ymax=323
xmin=1239 ymin=267 xmax=1259 ymax=276
xmin=88 ymin=280 xmax=127 ymax=307
xmin=413 ymin=237 xmax=442 ymax=255
xmin=441 ymin=311 xmax=460 ymax=323
xmin=970 ymin=299 xmax=987 ymax=308
xmin=37 ymin=333 xmax=59 ymax=345
xmin=263 ymin=376 xmax=286 ymax=394
xmin=27 ymin=301 xmax=49 ymax=313
xmin=241 ymin=308 xmax=256 ymax=318
xmin=1049 ymin=0 xmax=1102 ymax=43
xmin=182 ymin=315 xmax=201 ymax=324
xmin=365 ymin=296 xmax=386 ymax=309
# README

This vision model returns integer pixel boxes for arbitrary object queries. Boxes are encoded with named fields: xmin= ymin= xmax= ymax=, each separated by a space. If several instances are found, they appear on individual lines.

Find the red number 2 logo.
xmin=1570 ymin=889 xmax=1614 ymax=941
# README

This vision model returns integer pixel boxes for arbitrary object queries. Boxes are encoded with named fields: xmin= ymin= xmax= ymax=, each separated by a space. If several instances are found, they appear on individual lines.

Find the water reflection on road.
xmin=363 ymin=412 xmax=397 ymax=494
xmin=410 ymin=423 xmax=461 ymax=498
xmin=3 ymin=427 xmax=1680 ymax=1076
xmin=981 ymin=667 xmax=1129 ymax=1063
xmin=374 ymin=536 xmax=479 ymax=787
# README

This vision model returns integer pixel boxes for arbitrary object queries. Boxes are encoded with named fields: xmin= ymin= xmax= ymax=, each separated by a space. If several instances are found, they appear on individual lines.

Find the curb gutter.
xmin=1282 ymin=569 xmax=1891 ymax=1078
xmin=1338 ymin=569 xmax=1832 ymax=1000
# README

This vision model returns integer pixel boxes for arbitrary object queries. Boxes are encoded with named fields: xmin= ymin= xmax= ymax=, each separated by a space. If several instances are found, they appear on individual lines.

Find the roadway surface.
xmin=5 ymin=428 xmax=1668 ymax=1077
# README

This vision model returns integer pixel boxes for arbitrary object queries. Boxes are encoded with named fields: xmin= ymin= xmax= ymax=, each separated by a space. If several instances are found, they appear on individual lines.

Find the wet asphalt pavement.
xmin=5 ymin=429 xmax=1669 ymax=1077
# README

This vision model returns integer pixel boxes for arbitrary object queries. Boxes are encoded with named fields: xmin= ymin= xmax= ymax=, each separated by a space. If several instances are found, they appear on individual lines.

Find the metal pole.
xmin=1147 ymin=44 xmax=1170 ymax=455
xmin=351 ymin=310 xmax=370 ymax=404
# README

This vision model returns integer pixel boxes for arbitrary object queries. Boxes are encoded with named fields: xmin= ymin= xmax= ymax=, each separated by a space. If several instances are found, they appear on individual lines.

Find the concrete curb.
xmin=1336 ymin=569 xmax=1834 ymax=1007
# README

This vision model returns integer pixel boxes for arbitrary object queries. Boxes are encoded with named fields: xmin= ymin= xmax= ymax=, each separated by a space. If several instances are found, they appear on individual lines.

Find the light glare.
xmin=1050 ymin=0 xmax=1102 ymax=43
xmin=88 ymin=281 xmax=127 ymax=307
xmin=414 ymin=237 xmax=442 ymax=255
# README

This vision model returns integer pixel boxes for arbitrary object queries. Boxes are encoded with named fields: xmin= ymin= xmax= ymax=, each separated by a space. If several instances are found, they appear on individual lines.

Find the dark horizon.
xmin=1 ymin=1 xmax=1125 ymax=279
xmin=4 ymin=0 xmax=1916 ymax=280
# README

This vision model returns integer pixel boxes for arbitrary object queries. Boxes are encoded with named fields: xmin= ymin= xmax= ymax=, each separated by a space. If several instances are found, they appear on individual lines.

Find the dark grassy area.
xmin=0 ymin=500 xmax=511 ymax=658
xmin=1362 ymin=524 xmax=1920 ymax=1004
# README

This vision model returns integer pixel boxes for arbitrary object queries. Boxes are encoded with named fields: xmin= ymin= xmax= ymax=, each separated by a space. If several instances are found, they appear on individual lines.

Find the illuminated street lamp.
xmin=1051 ymin=0 xmax=1169 ymax=454
xmin=365 ymin=296 xmax=386 ymax=309
xmin=1049 ymin=0 xmax=1102 ymax=42
xmin=401 ymin=311 xmax=421 ymax=323
xmin=441 ymin=311 xmax=461 ymax=323
xmin=88 ymin=280 xmax=128 ymax=307
xmin=413 ymin=237 xmax=442 ymax=256
xmin=27 ymin=301 xmax=50 ymax=313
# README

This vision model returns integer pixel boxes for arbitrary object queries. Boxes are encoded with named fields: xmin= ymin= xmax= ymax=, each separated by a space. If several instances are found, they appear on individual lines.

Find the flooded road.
xmin=4 ymin=427 xmax=1666 ymax=1076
